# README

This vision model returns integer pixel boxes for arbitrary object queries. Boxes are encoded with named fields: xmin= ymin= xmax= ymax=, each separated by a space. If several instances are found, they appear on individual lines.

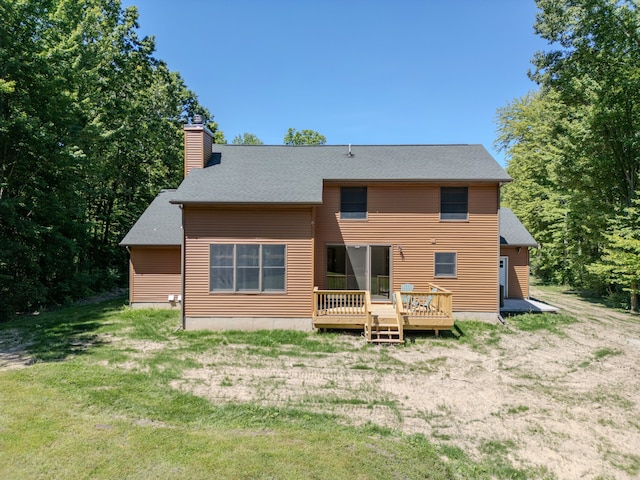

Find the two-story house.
xmin=121 ymin=120 xmax=536 ymax=336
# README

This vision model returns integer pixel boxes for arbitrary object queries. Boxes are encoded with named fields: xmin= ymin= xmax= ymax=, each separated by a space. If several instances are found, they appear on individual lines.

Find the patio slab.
xmin=501 ymin=297 xmax=559 ymax=314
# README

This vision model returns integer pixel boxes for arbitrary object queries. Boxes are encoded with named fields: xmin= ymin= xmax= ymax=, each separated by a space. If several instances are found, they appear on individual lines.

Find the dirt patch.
xmin=0 ymin=329 xmax=35 ymax=369
xmin=170 ymin=288 xmax=640 ymax=479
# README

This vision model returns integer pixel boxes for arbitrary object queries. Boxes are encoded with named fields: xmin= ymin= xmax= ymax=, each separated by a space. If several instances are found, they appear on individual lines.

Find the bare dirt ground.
xmin=171 ymin=287 xmax=640 ymax=480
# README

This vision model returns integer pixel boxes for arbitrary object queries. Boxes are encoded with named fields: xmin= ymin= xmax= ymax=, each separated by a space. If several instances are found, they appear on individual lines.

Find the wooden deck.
xmin=313 ymin=285 xmax=455 ymax=342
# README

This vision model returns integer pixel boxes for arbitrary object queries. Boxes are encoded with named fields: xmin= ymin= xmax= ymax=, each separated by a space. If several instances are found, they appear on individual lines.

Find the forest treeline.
xmin=0 ymin=0 xmax=222 ymax=320
xmin=498 ymin=0 xmax=640 ymax=310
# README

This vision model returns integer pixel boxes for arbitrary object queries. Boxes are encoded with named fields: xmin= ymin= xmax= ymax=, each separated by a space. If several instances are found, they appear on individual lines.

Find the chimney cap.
xmin=192 ymin=114 xmax=204 ymax=125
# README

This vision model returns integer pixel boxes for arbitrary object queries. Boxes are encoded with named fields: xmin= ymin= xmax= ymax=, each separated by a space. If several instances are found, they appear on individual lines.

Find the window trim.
xmin=434 ymin=252 xmax=457 ymax=278
xmin=209 ymin=243 xmax=286 ymax=293
xmin=440 ymin=186 xmax=468 ymax=221
xmin=340 ymin=186 xmax=368 ymax=220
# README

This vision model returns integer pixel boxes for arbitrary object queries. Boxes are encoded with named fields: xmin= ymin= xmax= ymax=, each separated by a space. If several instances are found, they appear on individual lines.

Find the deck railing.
xmin=313 ymin=287 xmax=371 ymax=318
xmin=395 ymin=283 xmax=453 ymax=318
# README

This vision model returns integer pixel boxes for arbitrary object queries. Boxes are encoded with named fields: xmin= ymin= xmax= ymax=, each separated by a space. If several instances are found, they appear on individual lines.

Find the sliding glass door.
xmin=326 ymin=245 xmax=390 ymax=301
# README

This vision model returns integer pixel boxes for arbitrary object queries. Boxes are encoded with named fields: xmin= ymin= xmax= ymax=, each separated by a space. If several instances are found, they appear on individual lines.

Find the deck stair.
xmin=366 ymin=304 xmax=403 ymax=344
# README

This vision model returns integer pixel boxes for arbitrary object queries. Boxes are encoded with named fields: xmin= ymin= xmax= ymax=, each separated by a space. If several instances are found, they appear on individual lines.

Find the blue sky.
xmin=121 ymin=0 xmax=547 ymax=165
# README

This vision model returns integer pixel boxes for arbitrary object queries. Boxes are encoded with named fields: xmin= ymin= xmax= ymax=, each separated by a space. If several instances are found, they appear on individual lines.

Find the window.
xmin=435 ymin=252 xmax=456 ymax=277
xmin=340 ymin=187 xmax=367 ymax=219
xmin=210 ymin=244 xmax=285 ymax=292
xmin=441 ymin=187 xmax=468 ymax=220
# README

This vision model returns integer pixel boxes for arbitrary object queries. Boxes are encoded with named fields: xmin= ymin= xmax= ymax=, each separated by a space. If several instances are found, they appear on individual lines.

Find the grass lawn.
xmin=0 ymin=299 xmax=559 ymax=479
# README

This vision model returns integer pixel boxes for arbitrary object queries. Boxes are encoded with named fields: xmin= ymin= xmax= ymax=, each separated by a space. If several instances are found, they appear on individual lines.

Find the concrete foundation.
xmin=185 ymin=317 xmax=314 ymax=331
xmin=452 ymin=311 xmax=500 ymax=322
xmin=130 ymin=302 xmax=181 ymax=310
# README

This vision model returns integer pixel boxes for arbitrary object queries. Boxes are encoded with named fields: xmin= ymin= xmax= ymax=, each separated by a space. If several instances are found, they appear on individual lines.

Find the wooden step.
xmin=369 ymin=327 xmax=403 ymax=343
xmin=366 ymin=314 xmax=404 ymax=343
xmin=370 ymin=338 xmax=403 ymax=343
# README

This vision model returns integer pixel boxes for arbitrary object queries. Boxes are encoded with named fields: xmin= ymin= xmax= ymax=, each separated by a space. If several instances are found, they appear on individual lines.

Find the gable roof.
xmin=170 ymin=144 xmax=511 ymax=205
xmin=499 ymin=208 xmax=537 ymax=247
xmin=119 ymin=189 xmax=182 ymax=246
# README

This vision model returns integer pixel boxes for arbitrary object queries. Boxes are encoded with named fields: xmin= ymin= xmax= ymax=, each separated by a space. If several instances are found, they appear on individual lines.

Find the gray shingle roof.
xmin=170 ymin=144 xmax=511 ymax=204
xmin=119 ymin=190 xmax=182 ymax=246
xmin=499 ymin=208 xmax=537 ymax=247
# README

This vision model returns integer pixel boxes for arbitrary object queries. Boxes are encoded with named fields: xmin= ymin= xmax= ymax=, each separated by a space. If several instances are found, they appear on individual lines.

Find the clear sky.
xmin=120 ymin=0 xmax=547 ymax=165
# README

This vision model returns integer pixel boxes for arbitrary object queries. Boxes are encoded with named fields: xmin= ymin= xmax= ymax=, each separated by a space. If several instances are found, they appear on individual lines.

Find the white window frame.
xmin=210 ymin=244 xmax=286 ymax=293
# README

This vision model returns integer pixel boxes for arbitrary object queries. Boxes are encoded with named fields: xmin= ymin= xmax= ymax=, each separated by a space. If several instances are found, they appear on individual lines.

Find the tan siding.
xmin=184 ymin=206 xmax=314 ymax=318
xmin=184 ymin=129 xmax=203 ymax=177
xmin=315 ymin=184 xmax=500 ymax=313
xmin=183 ymin=126 xmax=213 ymax=177
xmin=130 ymin=247 xmax=182 ymax=302
xmin=501 ymin=246 xmax=530 ymax=298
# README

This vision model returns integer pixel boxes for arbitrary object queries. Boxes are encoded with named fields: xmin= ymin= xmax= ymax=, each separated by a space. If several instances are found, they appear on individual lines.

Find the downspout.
xmin=180 ymin=204 xmax=186 ymax=330
xmin=497 ymin=185 xmax=503 ymax=323
xmin=125 ymin=246 xmax=132 ymax=306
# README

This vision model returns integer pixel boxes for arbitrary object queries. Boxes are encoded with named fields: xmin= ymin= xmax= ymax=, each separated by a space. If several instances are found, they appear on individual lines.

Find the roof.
xmin=119 ymin=190 xmax=182 ymax=246
xmin=499 ymin=208 xmax=537 ymax=247
xmin=120 ymin=194 xmax=535 ymax=249
xmin=170 ymin=144 xmax=512 ymax=204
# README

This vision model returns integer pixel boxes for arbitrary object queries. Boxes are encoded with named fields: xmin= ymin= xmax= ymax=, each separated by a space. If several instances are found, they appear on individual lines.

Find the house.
xmin=121 ymin=120 xmax=537 ymax=334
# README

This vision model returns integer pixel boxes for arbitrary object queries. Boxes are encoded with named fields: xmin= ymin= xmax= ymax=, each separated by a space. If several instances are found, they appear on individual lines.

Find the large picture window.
xmin=340 ymin=187 xmax=367 ymax=219
xmin=434 ymin=252 xmax=456 ymax=277
xmin=210 ymin=244 xmax=285 ymax=292
xmin=441 ymin=187 xmax=468 ymax=220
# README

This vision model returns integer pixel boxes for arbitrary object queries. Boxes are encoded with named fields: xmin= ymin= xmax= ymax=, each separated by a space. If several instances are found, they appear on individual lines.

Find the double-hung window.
xmin=210 ymin=244 xmax=285 ymax=292
xmin=434 ymin=252 xmax=457 ymax=278
xmin=340 ymin=187 xmax=367 ymax=219
xmin=440 ymin=187 xmax=468 ymax=220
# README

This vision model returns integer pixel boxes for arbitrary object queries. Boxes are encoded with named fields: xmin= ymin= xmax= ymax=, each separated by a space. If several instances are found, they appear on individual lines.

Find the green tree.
xmin=496 ymin=0 xmax=640 ymax=300
xmin=283 ymin=128 xmax=326 ymax=145
xmin=589 ymin=195 xmax=640 ymax=311
xmin=496 ymin=89 xmax=604 ymax=285
xmin=532 ymin=0 xmax=640 ymax=208
xmin=0 ymin=0 xmax=218 ymax=319
xmin=232 ymin=132 xmax=263 ymax=145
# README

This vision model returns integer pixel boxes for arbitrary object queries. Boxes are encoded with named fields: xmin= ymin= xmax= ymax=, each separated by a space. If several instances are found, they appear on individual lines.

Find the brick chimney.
xmin=183 ymin=115 xmax=214 ymax=177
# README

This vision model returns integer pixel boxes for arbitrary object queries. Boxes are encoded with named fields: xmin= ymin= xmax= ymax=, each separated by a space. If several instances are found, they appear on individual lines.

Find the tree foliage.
xmin=283 ymin=128 xmax=326 ymax=145
xmin=589 ymin=195 xmax=640 ymax=311
xmin=532 ymin=0 xmax=640 ymax=208
xmin=0 ymin=0 xmax=220 ymax=319
xmin=232 ymin=132 xmax=263 ymax=145
xmin=497 ymin=0 xmax=640 ymax=308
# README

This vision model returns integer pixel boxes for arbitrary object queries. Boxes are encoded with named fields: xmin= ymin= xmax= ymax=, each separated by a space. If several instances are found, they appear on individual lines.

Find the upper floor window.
xmin=340 ymin=187 xmax=367 ymax=219
xmin=441 ymin=187 xmax=468 ymax=220
xmin=210 ymin=244 xmax=285 ymax=292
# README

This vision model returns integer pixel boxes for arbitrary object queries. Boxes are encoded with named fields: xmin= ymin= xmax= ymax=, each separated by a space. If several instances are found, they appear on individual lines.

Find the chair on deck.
xmin=423 ymin=287 xmax=439 ymax=312
xmin=393 ymin=283 xmax=414 ymax=306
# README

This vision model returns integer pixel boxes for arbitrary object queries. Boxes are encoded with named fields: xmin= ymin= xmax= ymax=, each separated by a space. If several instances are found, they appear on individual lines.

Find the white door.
xmin=499 ymin=256 xmax=508 ymax=298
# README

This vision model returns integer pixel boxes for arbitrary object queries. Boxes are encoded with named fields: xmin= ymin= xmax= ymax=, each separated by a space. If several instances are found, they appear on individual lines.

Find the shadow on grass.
xmin=538 ymin=281 xmax=638 ymax=315
xmin=0 ymin=297 xmax=126 ymax=364
xmin=403 ymin=327 xmax=461 ymax=343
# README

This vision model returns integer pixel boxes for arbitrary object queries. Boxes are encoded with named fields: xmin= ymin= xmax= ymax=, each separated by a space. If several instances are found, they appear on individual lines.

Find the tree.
xmin=0 ymin=0 xmax=219 ymax=319
xmin=532 ymin=0 xmax=640 ymax=209
xmin=589 ymin=195 xmax=640 ymax=311
xmin=496 ymin=89 xmax=605 ymax=286
xmin=232 ymin=132 xmax=263 ymax=145
xmin=283 ymin=128 xmax=326 ymax=145
xmin=496 ymin=0 xmax=640 ymax=301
